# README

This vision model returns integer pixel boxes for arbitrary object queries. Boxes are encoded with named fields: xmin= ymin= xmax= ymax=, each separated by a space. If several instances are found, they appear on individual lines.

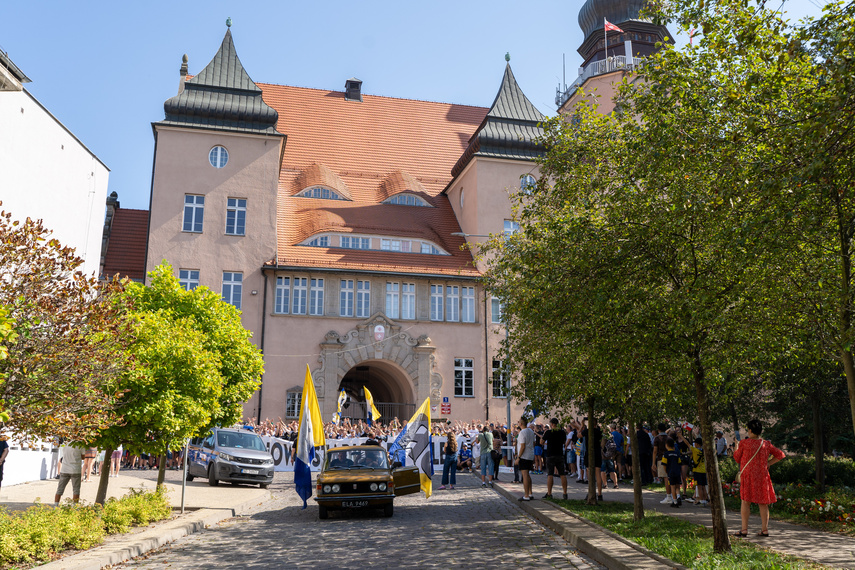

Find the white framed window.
xmin=492 ymin=360 xmax=508 ymax=398
xmin=179 ymin=269 xmax=199 ymax=291
xmin=381 ymin=239 xmax=402 ymax=252
xmin=309 ymin=279 xmax=324 ymax=316
xmin=520 ymin=174 xmax=536 ymax=194
xmin=183 ymin=195 xmax=204 ymax=233
xmin=503 ymin=220 xmax=520 ymax=236
xmin=384 ymin=193 xmax=431 ymax=207
xmin=340 ymin=236 xmax=371 ymax=249
xmin=461 ymin=287 xmax=475 ymax=323
xmin=454 ymin=358 xmax=474 ymax=397
xmin=430 ymin=285 xmax=443 ymax=321
xmin=307 ymin=236 xmax=329 ymax=247
xmin=356 ymin=280 xmax=370 ymax=318
xmin=385 ymin=282 xmax=400 ymax=319
xmin=209 ymin=146 xmax=229 ymax=168
xmin=292 ymin=277 xmax=308 ymax=315
xmin=225 ymin=198 xmax=246 ymax=236
xmin=420 ymin=242 xmax=443 ymax=255
xmin=222 ymin=272 xmax=242 ymax=309
xmin=446 ymin=285 xmax=459 ymax=322
xmin=491 ymin=296 xmax=504 ymax=324
xmin=275 ymin=277 xmax=290 ymax=314
xmin=285 ymin=391 xmax=302 ymax=418
xmin=298 ymin=186 xmax=346 ymax=200
xmin=340 ymin=280 xmax=354 ymax=317
xmin=401 ymin=283 xmax=415 ymax=320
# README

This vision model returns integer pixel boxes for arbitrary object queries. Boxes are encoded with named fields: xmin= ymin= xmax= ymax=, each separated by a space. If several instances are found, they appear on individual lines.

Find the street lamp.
xmin=451 ymin=232 xmax=491 ymax=238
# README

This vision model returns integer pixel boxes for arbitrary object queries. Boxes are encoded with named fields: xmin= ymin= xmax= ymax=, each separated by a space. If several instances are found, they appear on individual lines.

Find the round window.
xmin=209 ymin=146 xmax=229 ymax=168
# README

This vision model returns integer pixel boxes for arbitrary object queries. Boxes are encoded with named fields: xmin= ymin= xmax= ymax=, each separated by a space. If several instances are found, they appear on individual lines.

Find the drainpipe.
xmin=484 ymin=289 xmax=489 ymax=422
xmin=257 ymin=270 xmax=268 ymax=424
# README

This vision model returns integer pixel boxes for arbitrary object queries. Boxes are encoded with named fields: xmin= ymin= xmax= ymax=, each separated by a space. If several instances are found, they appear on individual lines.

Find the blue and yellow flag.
xmin=400 ymin=397 xmax=432 ymax=498
xmin=364 ymin=386 xmax=382 ymax=425
xmin=295 ymin=365 xmax=325 ymax=509
xmin=333 ymin=389 xmax=347 ymax=425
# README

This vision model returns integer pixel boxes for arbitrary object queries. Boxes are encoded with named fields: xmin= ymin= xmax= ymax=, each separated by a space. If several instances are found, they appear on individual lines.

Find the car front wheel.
xmin=319 ymin=505 xmax=328 ymax=519
xmin=383 ymin=503 xmax=393 ymax=517
xmin=208 ymin=465 xmax=219 ymax=486
xmin=186 ymin=471 xmax=194 ymax=482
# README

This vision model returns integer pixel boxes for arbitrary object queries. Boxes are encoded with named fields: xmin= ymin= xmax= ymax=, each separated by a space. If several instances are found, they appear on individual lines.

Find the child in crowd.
xmin=691 ymin=437 xmax=709 ymax=506
xmin=661 ymin=438 xmax=683 ymax=507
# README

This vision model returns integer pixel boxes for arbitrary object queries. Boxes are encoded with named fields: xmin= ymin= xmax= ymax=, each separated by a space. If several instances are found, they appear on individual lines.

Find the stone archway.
xmin=311 ymin=312 xmax=443 ymax=420
xmin=338 ymin=360 xmax=416 ymax=422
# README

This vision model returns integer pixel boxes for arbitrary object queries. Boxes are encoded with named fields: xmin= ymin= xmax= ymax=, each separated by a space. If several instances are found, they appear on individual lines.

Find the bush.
xmin=0 ymin=488 xmax=172 ymax=566
xmin=718 ymin=454 xmax=855 ymax=487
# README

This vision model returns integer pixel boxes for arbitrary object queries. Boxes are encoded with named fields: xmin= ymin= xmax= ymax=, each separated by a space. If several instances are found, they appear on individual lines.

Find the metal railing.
xmin=340 ymin=401 xmax=416 ymax=423
xmin=556 ymin=55 xmax=645 ymax=108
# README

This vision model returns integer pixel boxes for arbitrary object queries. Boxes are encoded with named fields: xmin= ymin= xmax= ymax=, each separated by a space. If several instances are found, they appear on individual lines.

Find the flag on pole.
xmin=364 ymin=387 xmax=382 ymax=425
xmin=332 ymin=389 xmax=347 ymax=425
xmin=604 ymin=18 xmax=624 ymax=33
xmin=294 ymin=364 xmax=325 ymax=509
xmin=398 ymin=398 xmax=432 ymax=498
xmin=387 ymin=425 xmax=408 ymax=466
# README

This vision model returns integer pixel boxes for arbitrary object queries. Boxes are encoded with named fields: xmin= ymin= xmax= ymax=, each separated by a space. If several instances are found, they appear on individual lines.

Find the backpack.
xmin=603 ymin=436 xmax=617 ymax=460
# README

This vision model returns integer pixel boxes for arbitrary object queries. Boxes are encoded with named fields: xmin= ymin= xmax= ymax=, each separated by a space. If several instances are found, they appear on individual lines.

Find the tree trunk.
xmin=693 ymin=350 xmax=731 ymax=553
xmin=157 ymin=454 xmax=167 ymax=488
xmin=629 ymin=412 xmax=644 ymax=521
xmin=94 ymin=445 xmax=113 ymax=505
xmin=811 ymin=391 xmax=825 ymax=492
xmin=586 ymin=397 xmax=598 ymax=505
xmin=835 ymin=196 xmax=855 ymax=444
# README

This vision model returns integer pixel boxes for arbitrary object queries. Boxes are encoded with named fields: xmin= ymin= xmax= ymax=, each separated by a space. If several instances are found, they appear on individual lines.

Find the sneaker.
xmin=519 ymin=496 xmax=532 ymax=502
xmin=670 ymin=501 xmax=680 ymax=508
xmin=481 ymin=482 xmax=487 ymax=487
xmin=438 ymin=485 xmax=447 ymax=490
xmin=699 ymin=500 xmax=708 ymax=506
xmin=563 ymin=493 xmax=568 ymax=500
xmin=660 ymin=496 xmax=672 ymax=504
xmin=577 ymin=479 xmax=587 ymax=484
xmin=543 ymin=493 xmax=553 ymax=499
xmin=677 ymin=497 xmax=683 ymax=506
xmin=597 ymin=495 xmax=604 ymax=501
xmin=488 ymin=481 xmax=493 ymax=488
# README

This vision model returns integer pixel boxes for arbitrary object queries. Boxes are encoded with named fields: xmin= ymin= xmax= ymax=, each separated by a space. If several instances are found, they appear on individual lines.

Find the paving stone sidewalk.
xmin=499 ymin=471 xmax=855 ymax=569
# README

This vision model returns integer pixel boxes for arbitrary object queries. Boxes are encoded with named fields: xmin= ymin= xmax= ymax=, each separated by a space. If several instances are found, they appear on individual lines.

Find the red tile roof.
xmin=102 ymin=208 xmax=149 ymax=281
xmin=259 ymin=83 xmax=488 ymax=277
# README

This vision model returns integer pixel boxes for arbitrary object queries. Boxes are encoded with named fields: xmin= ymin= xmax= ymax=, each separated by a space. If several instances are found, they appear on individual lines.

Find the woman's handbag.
xmin=735 ymin=439 xmax=763 ymax=484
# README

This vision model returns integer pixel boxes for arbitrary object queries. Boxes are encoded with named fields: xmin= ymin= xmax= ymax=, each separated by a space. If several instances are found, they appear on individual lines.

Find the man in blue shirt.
xmin=457 ymin=444 xmax=472 ymax=472
xmin=610 ymin=423 xmax=625 ymax=479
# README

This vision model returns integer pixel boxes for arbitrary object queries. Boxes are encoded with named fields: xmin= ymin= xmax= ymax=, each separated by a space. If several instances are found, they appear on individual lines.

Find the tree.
xmin=94 ymin=263 xmax=264 ymax=501
xmin=0 ymin=209 xmax=131 ymax=441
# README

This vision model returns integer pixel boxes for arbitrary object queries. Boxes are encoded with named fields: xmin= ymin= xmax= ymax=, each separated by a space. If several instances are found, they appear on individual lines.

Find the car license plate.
xmin=342 ymin=500 xmax=368 ymax=508
xmin=241 ymin=469 xmax=259 ymax=475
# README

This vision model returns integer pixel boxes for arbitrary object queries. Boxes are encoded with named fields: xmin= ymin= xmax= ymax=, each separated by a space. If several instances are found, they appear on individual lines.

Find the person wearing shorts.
xmin=515 ymin=417 xmax=535 ymax=501
xmin=542 ymin=418 xmax=568 ymax=499
xmin=55 ymin=445 xmax=85 ymax=505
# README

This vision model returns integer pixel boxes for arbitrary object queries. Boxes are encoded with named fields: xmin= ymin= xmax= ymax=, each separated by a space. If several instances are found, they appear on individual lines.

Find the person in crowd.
xmin=715 ymin=430 xmax=728 ymax=459
xmin=733 ymin=419 xmax=786 ymax=537
xmin=478 ymin=425 xmax=494 ymax=488
xmin=55 ymin=444 xmax=85 ymax=505
xmin=575 ymin=425 xmax=587 ymax=484
xmin=457 ymin=443 xmax=472 ymax=472
xmin=674 ymin=427 xmax=692 ymax=501
xmin=82 ymin=447 xmax=97 ymax=482
xmin=515 ymin=417 xmax=535 ymax=501
xmin=511 ymin=426 xmax=521 ymax=483
xmin=542 ymin=418 xmax=568 ymax=500
xmin=601 ymin=432 xmax=619 ymax=491
xmin=691 ymin=437 xmax=709 ymax=506
xmin=109 ymin=444 xmax=122 ymax=477
xmin=661 ymin=438 xmax=683 ymax=507
xmin=439 ymin=431 xmax=458 ymax=490
xmin=491 ymin=429 xmax=503 ymax=481
xmin=580 ymin=417 xmax=604 ymax=500
xmin=0 ymin=433 xmax=8 ymax=492
xmin=565 ymin=424 xmax=577 ymax=479
xmin=652 ymin=423 xmax=670 ymax=487
xmin=472 ymin=435 xmax=481 ymax=471
xmin=533 ymin=424 xmax=544 ymax=474
xmin=636 ymin=424 xmax=654 ymax=485
xmin=609 ymin=423 xmax=624 ymax=480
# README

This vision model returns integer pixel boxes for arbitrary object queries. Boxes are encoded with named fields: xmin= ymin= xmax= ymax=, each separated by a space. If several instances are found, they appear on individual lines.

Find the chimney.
xmin=344 ymin=77 xmax=362 ymax=102
xmin=178 ymin=54 xmax=188 ymax=94
xmin=100 ymin=191 xmax=120 ymax=277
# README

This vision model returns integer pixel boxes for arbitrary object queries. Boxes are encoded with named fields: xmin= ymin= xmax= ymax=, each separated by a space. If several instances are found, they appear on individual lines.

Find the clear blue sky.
xmin=3 ymin=0 xmax=825 ymax=211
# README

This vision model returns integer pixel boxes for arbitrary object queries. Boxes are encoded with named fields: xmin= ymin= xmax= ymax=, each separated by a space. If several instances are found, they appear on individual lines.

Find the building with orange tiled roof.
xmin=145 ymin=26 xmax=544 ymax=425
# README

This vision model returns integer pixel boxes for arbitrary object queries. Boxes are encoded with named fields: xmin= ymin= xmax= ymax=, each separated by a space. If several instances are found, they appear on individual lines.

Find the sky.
xmin=3 ymin=0 xmax=827 ymax=211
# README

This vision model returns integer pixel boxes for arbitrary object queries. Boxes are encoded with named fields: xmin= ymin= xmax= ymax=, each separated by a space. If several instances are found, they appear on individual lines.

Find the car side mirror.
xmin=391 ymin=461 xmax=402 ymax=469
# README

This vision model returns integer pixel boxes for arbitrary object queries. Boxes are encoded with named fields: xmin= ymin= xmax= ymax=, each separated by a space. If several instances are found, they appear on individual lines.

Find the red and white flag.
xmin=604 ymin=18 xmax=624 ymax=33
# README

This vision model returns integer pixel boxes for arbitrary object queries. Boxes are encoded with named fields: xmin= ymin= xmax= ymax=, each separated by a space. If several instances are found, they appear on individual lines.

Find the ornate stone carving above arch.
xmin=313 ymin=312 xmax=440 ymax=419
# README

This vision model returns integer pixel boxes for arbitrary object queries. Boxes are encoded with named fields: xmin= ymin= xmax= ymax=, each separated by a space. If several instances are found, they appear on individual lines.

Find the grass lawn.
xmin=552 ymin=498 xmax=828 ymax=569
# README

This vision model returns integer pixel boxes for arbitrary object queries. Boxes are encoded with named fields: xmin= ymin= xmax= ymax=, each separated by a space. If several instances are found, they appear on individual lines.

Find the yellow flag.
xmin=402 ymin=397 xmax=432 ymax=498
xmin=363 ymin=386 xmax=382 ymax=423
xmin=296 ymin=364 xmax=326 ymax=458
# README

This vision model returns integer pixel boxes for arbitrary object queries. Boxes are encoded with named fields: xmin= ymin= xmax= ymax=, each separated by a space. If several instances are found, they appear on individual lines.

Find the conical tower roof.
xmin=158 ymin=29 xmax=280 ymax=135
xmin=451 ymin=64 xmax=545 ymax=178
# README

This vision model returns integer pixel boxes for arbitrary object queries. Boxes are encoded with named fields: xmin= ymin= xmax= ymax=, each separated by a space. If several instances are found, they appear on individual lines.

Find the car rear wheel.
xmin=207 ymin=465 xmax=219 ymax=486
xmin=185 ymin=471 xmax=194 ymax=482
xmin=318 ymin=505 xmax=328 ymax=519
xmin=383 ymin=503 xmax=393 ymax=517
xmin=260 ymin=483 xmax=269 ymax=489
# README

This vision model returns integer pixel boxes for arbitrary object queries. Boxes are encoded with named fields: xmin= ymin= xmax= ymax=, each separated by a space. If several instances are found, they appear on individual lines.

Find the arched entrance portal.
xmin=338 ymin=360 xmax=415 ymax=423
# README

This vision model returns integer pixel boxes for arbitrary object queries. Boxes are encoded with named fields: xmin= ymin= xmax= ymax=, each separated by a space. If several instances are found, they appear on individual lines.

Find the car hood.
xmin=219 ymin=448 xmax=272 ymax=459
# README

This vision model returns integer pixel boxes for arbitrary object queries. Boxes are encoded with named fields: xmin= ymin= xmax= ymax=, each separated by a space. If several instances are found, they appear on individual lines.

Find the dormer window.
xmin=307 ymin=236 xmax=330 ymax=247
xmin=384 ymin=193 xmax=431 ymax=207
xmin=298 ymin=186 xmax=347 ymax=200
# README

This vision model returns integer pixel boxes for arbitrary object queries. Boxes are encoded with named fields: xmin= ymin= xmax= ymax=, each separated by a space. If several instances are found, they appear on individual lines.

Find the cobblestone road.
xmin=116 ymin=471 xmax=603 ymax=569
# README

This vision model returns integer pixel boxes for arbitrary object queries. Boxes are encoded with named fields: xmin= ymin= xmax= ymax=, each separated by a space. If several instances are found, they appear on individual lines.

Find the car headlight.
xmin=378 ymin=483 xmax=387 ymax=491
xmin=331 ymin=484 xmax=340 ymax=493
xmin=219 ymin=453 xmax=237 ymax=462
xmin=370 ymin=483 xmax=378 ymax=491
xmin=323 ymin=485 xmax=332 ymax=494
xmin=262 ymin=459 xmax=274 ymax=466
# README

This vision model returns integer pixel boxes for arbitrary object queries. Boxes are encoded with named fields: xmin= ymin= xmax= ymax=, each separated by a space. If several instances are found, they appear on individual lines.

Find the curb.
xmin=493 ymin=481 xmax=688 ymax=570
xmin=38 ymin=493 xmax=271 ymax=570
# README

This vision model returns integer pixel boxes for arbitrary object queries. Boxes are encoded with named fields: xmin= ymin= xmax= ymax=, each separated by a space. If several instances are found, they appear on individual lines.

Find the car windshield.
xmin=326 ymin=448 xmax=389 ymax=470
xmin=217 ymin=431 xmax=267 ymax=451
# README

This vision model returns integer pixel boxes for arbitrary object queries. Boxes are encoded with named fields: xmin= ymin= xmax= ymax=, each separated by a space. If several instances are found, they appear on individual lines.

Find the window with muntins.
xmin=285 ymin=391 xmax=302 ymax=418
xmin=446 ymin=286 xmax=459 ymax=322
xmin=504 ymin=220 xmax=520 ymax=236
xmin=275 ymin=277 xmax=290 ymax=314
xmin=307 ymin=236 xmax=329 ymax=247
xmin=420 ymin=242 xmax=443 ymax=255
xmin=292 ymin=278 xmax=308 ymax=315
xmin=385 ymin=194 xmax=430 ymax=207
xmin=385 ymin=282 xmax=400 ymax=319
xmin=309 ymin=279 xmax=324 ymax=316
xmin=461 ymin=287 xmax=475 ymax=323
xmin=491 ymin=296 xmax=504 ymax=324
xmin=225 ymin=198 xmax=246 ymax=236
xmin=340 ymin=280 xmax=354 ymax=317
xmin=298 ymin=187 xmax=346 ymax=200
xmin=401 ymin=283 xmax=415 ymax=320
xmin=179 ymin=269 xmax=200 ymax=291
xmin=222 ymin=272 xmax=242 ymax=309
xmin=356 ymin=281 xmax=370 ymax=318
xmin=430 ymin=285 xmax=443 ymax=321
xmin=381 ymin=239 xmax=402 ymax=252
xmin=209 ymin=146 xmax=228 ymax=168
xmin=340 ymin=236 xmax=371 ymax=249
xmin=454 ymin=358 xmax=474 ymax=397
xmin=492 ymin=360 xmax=509 ymax=398
xmin=520 ymin=174 xmax=536 ymax=194
xmin=183 ymin=195 xmax=204 ymax=233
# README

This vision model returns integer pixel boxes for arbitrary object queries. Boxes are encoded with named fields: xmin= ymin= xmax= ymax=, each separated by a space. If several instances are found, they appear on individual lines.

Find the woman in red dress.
xmin=733 ymin=419 xmax=785 ymax=537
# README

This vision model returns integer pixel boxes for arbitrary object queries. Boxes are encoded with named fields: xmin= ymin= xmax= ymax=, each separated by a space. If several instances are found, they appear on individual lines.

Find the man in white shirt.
xmin=55 ymin=444 xmax=85 ymax=505
xmin=515 ymin=417 xmax=536 ymax=501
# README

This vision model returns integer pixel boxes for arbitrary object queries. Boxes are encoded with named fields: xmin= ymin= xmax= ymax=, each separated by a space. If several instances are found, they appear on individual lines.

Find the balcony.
xmin=556 ymin=55 xmax=645 ymax=108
